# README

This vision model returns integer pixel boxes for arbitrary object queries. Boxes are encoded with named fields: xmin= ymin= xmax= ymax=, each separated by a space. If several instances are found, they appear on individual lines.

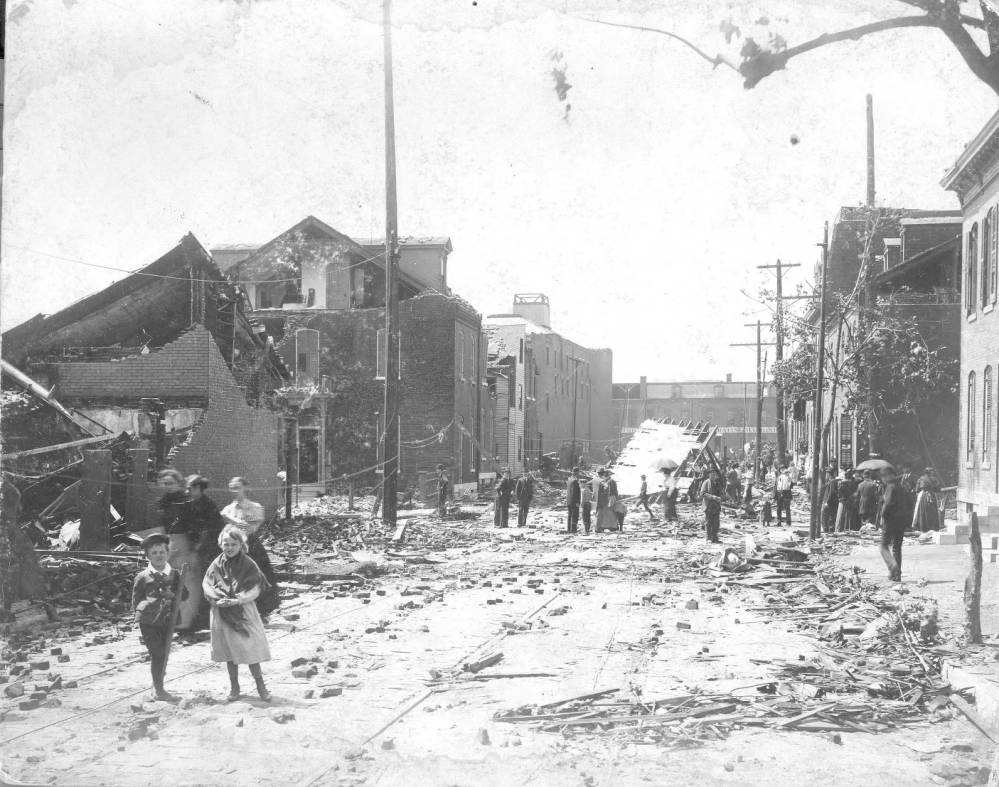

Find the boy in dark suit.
xmin=132 ymin=533 xmax=181 ymax=700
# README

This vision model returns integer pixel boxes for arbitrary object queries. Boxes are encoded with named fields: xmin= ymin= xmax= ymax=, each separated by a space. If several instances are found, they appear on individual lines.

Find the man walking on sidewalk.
xmin=515 ymin=470 xmax=534 ymax=527
xmin=774 ymin=464 xmax=793 ymax=527
xmin=567 ymin=468 xmax=582 ymax=533
xmin=879 ymin=466 xmax=906 ymax=582
xmin=494 ymin=469 xmax=514 ymax=527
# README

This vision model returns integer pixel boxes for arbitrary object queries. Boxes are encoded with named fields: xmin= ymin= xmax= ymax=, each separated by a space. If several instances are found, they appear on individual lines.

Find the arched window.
xmin=968 ymin=223 xmax=979 ymax=316
xmin=985 ymin=367 xmax=994 ymax=464
xmin=969 ymin=370 xmax=977 ymax=461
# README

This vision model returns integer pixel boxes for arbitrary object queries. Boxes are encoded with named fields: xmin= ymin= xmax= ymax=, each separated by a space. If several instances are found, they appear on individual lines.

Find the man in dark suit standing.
xmin=566 ymin=468 xmax=582 ymax=534
xmin=515 ymin=470 xmax=534 ymax=527
xmin=494 ymin=469 xmax=514 ymax=528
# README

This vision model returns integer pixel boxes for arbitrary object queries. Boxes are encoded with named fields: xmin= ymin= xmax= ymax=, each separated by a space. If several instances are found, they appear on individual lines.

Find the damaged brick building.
xmin=212 ymin=216 xmax=488 ymax=498
xmin=2 ymin=233 xmax=288 ymax=523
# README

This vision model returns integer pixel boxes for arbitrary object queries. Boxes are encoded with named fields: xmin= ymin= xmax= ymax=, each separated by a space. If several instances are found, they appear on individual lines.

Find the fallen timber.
xmin=497 ymin=533 xmax=976 ymax=746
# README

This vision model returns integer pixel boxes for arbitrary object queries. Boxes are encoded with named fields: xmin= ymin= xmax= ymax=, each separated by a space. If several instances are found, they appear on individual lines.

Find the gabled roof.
xmin=354 ymin=236 xmax=453 ymax=253
xmin=224 ymin=215 xmax=367 ymax=281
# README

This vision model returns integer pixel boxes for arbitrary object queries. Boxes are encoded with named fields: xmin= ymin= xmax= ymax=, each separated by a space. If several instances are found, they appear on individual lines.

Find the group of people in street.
xmin=819 ymin=464 xmax=942 ymax=535
xmin=133 ymin=472 xmax=279 ymax=701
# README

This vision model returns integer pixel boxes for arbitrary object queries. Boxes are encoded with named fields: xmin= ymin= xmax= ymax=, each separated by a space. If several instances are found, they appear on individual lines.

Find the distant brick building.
xmin=613 ymin=376 xmax=777 ymax=459
xmin=213 ymin=216 xmax=487 ymax=497
xmin=485 ymin=295 xmax=614 ymax=471
xmin=2 ymin=234 xmax=287 ymax=521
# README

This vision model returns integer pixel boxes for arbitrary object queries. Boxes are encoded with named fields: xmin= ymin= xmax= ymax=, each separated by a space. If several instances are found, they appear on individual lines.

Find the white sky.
xmin=2 ymin=0 xmax=995 ymax=381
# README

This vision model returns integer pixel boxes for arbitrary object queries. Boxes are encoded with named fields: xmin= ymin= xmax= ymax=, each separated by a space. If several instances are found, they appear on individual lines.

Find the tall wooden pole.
xmin=758 ymin=260 xmax=800 ymax=469
xmin=755 ymin=320 xmax=763 ymax=481
xmin=810 ymin=223 xmax=830 ymax=540
xmin=863 ymin=94 xmax=880 ymax=459
xmin=731 ymin=325 xmax=775 ymax=477
xmin=866 ymin=94 xmax=876 ymax=208
xmin=382 ymin=0 xmax=400 ymax=527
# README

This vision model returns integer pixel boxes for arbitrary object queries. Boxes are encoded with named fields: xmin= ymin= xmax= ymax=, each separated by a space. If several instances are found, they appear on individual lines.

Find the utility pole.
xmin=863 ymin=93 xmax=879 ymax=459
xmin=758 ymin=259 xmax=801 ymax=469
xmin=809 ymin=223 xmax=830 ymax=540
xmin=731 ymin=322 xmax=776 ymax=481
xmin=570 ymin=357 xmax=581 ymax=467
xmin=382 ymin=0 xmax=400 ymax=528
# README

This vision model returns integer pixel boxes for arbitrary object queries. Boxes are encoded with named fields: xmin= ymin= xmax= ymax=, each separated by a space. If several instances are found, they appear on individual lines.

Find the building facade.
xmin=943 ymin=110 xmax=999 ymax=530
xmin=213 ymin=216 xmax=488 ymax=498
xmin=485 ymin=294 xmax=614 ymax=472
xmin=787 ymin=207 xmax=961 ymax=476
xmin=613 ymin=375 xmax=777 ymax=459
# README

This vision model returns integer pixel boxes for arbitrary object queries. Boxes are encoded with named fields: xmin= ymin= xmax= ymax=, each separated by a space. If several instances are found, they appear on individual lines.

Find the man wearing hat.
xmin=494 ymin=469 xmax=514 ymax=528
xmin=700 ymin=468 xmax=723 ymax=543
xmin=820 ymin=466 xmax=839 ymax=534
xmin=435 ymin=464 xmax=450 ymax=518
xmin=515 ymin=469 xmax=534 ymax=527
xmin=567 ymin=468 xmax=582 ymax=533
xmin=879 ymin=466 xmax=906 ymax=581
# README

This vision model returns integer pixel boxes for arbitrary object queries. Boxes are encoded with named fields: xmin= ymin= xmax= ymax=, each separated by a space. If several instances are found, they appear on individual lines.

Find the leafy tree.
xmin=589 ymin=2 xmax=999 ymax=96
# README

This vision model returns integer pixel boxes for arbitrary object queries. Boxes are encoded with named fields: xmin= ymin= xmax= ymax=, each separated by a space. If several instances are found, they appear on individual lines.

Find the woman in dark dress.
xmin=186 ymin=475 xmax=225 ymax=629
xmin=913 ymin=468 xmax=942 ymax=532
xmin=157 ymin=469 xmax=202 ymax=631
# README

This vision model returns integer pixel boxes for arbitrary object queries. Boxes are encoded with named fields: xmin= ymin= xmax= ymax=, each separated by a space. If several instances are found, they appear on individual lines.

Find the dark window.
xmin=968 ymin=223 xmax=979 ymax=316
xmin=985 ymin=366 xmax=993 ymax=463
xmin=969 ymin=370 xmax=977 ymax=461
xmin=298 ymin=353 xmax=307 ymax=373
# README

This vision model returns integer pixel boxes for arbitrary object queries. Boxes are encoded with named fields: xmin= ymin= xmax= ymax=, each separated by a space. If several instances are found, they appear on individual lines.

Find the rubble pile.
xmin=37 ymin=554 xmax=143 ymax=618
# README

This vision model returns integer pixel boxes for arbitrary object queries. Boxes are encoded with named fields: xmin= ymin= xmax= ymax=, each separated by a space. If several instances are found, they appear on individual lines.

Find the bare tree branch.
xmin=741 ymin=16 xmax=942 ymax=87
xmin=582 ymin=9 xmax=993 ymax=94
xmin=936 ymin=15 xmax=999 ymax=92
xmin=578 ymin=17 xmax=740 ymax=73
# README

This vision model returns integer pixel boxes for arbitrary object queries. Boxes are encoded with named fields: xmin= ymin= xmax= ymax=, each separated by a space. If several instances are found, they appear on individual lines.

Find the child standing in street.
xmin=132 ymin=533 xmax=181 ymax=701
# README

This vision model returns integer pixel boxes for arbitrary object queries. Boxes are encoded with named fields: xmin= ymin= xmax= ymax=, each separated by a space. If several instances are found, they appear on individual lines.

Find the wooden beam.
xmin=125 ymin=449 xmax=150 ymax=530
xmin=79 ymin=450 xmax=112 ymax=550
xmin=1 ymin=433 xmax=116 ymax=461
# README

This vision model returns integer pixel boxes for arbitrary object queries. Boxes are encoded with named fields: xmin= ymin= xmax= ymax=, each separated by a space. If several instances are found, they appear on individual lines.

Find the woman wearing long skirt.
xmin=661 ymin=469 xmax=678 ymax=522
xmin=595 ymin=469 xmax=620 ymax=533
xmin=202 ymin=525 xmax=272 ymax=702
xmin=221 ymin=477 xmax=280 ymax=619
xmin=157 ymin=469 xmax=202 ymax=632
xmin=835 ymin=470 xmax=861 ymax=533
xmin=912 ymin=468 xmax=942 ymax=532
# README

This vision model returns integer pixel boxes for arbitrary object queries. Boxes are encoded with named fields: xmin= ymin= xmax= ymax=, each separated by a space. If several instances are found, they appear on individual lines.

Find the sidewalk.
xmin=849 ymin=536 xmax=999 ymax=732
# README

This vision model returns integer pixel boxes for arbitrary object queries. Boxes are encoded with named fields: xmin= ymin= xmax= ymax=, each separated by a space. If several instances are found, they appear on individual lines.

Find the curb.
xmin=944 ymin=658 xmax=999 ymax=734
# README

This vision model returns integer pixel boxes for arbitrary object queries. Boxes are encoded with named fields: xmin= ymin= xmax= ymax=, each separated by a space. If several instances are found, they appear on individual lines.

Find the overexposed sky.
xmin=2 ymin=0 xmax=995 ymax=380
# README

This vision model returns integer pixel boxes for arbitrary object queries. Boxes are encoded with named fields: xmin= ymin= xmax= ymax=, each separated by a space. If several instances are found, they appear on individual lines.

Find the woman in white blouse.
xmin=220 ymin=477 xmax=279 ymax=620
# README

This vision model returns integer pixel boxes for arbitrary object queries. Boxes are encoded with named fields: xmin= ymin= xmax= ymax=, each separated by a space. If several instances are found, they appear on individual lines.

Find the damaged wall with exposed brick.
xmin=53 ymin=325 xmax=280 ymax=517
